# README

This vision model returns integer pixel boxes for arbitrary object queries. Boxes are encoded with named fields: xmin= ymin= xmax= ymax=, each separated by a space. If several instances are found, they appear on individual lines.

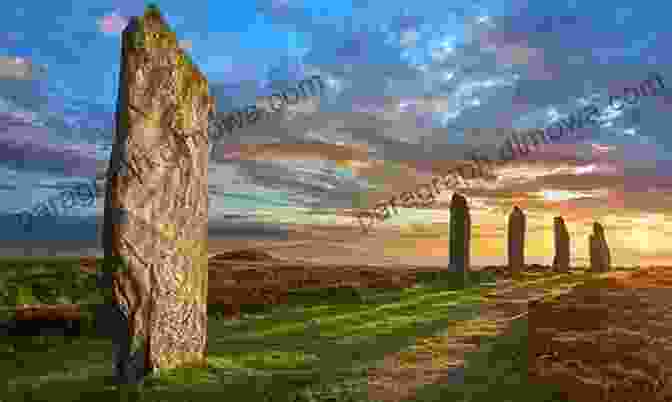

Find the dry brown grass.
xmin=528 ymin=266 xmax=672 ymax=401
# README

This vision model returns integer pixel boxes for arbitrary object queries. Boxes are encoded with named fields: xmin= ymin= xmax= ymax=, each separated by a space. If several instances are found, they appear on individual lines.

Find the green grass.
xmin=0 ymin=257 xmax=103 ymax=324
xmin=0 ymin=258 xmax=616 ymax=401
xmin=0 ymin=257 xmax=100 ymax=304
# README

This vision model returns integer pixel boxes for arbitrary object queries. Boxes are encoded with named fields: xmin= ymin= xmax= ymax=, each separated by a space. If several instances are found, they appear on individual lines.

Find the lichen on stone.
xmin=153 ymin=220 xmax=207 ymax=305
xmin=130 ymin=5 xmax=179 ymax=51
xmin=145 ymin=108 xmax=163 ymax=128
xmin=144 ymin=4 xmax=162 ymax=18
xmin=158 ymin=222 xmax=178 ymax=241
xmin=175 ymin=254 xmax=206 ymax=305
xmin=157 ymin=350 xmax=203 ymax=370
xmin=178 ymin=254 xmax=207 ymax=305
xmin=131 ymin=333 xmax=145 ymax=356
xmin=131 ymin=30 xmax=145 ymax=49
xmin=173 ymin=53 xmax=205 ymax=132
xmin=143 ymin=30 xmax=178 ymax=50
xmin=129 ymin=17 xmax=145 ymax=49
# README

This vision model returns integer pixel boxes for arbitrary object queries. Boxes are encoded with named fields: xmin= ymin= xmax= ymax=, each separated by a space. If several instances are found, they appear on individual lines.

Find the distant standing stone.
xmin=552 ymin=216 xmax=570 ymax=273
xmin=589 ymin=222 xmax=611 ymax=272
xmin=507 ymin=206 xmax=526 ymax=274
xmin=449 ymin=193 xmax=471 ymax=276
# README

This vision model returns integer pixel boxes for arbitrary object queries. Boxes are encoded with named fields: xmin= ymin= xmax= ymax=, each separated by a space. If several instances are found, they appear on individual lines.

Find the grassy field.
xmin=0 ymin=257 xmax=103 ymax=324
xmin=0 ymin=257 xmax=602 ymax=401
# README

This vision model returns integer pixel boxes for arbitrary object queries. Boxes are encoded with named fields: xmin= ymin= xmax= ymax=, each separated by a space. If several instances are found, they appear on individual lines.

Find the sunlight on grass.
xmin=322 ymin=303 xmax=481 ymax=339
xmin=206 ymin=355 xmax=249 ymax=370
xmin=331 ymin=314 xmax=419 ymax=336
xmin=432 ymin=301 xmax=464 ymax=308
xmin=149 ymin=366 xmax=220 ymax=387
xmin=449 ymin=322 xmax=501 ymax=338
xmin=288 ymin=304 xmax=333 ymax=314
xmin=238 ymin=319 xmax=316 ymax=338
xmin=246 ymin=287 xmax=474 ymax=338
xmin=370 ymin=289 xmax=460 ymax=312
xmin=236 ymin=350 xmax=320 ymax=369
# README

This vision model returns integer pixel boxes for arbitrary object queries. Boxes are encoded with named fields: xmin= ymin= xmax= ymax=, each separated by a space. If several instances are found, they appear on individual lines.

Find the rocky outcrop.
xmin=449 ymin=193 xmax=471 ymax=275
xmin=101 ymin=5 xmax=212 ymax=384
xmin=552 ymin=216 xmax=570 ymax=272
xmin=589 ymin=222 xmax=610 ymax=272
xmin=507 ymin=206 xmax=525 ymax=274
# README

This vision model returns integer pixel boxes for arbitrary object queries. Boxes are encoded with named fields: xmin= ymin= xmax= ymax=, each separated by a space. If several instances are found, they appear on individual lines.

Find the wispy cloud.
xmin=97 ymin=11 xmax=129 ymax=35
xmin=0 ymin=56 xmax=38 ymax=80
xmin=178 ymin=39 xmax=192 ymax=50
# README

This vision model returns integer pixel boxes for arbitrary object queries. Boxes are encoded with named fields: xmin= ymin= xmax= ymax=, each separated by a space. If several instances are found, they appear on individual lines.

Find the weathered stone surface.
xmin=552 ymin=216 xmax=570 ymax=272
xmin=589 ymin=222 xmax=610 ymax=272
xmin=449 ymin=193 xmax=470 ymax=276
xmin=507 ymin=206 xmax=525 ymax=274
xmin=101 ymin=5 xmax=212 ymax=384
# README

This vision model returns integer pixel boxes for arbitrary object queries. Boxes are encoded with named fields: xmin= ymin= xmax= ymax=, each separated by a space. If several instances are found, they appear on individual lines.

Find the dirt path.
xmin=366 ymin=271 xmax=589 ymax=402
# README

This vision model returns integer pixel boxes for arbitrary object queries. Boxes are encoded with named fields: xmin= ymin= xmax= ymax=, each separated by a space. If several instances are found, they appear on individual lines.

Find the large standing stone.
xmin=449 ymin=193 xmax=471 ymax=277
xmin=101 ymin=5 xmax=212 ymax=384
xmin=589 ymin=222 xmax=611 ymax=272
xmin=552 ymin=216 xmax=570 ymax=272
xmin=507 ymin=206 xmax=526 ymax=274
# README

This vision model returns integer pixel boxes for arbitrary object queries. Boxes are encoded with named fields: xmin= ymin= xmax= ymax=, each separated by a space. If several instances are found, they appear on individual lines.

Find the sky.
xmin=1 ymin=0 xmax=672 ymax=267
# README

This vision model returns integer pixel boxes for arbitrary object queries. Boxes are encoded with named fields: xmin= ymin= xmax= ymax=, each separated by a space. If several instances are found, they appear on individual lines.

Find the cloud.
xmin=0 ymin=133 xmax=99 ymax=178
xmin=591 ymin=143 xmax=616 ymax=155
xmin=97 ymin=11 xmax=129 ymax=35
xmin=9 ymin=1 xmax=672 ymax=257
xmin=178 ymin=39 xmax=192 ymax=50
xmin=0 ymin=56 xmax=38 ymax=80
xmin=207 ymin=220 xmax=290 ymax=240
xmin=211 ymin=143 xmax=370 ymax=164
xmin=399 ymin=30 xmax=421 ymax=48
xmin=390 ymin=14 xmax=426 ymax=33
xmin=0 ymin=114 xmax=99 ymax=178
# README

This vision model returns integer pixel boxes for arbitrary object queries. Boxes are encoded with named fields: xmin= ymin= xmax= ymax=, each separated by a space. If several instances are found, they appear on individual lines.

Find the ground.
xmin=0 ymin=255 xmax=662 ymax=402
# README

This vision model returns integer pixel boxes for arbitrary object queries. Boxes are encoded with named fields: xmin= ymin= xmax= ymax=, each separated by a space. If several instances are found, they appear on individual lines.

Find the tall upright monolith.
xmin=101 ymin=5 xmax=213 ymax=384
xmin=552 ymin=216 xmax=570 ymax=272
xmin=507 ymin=206 xmax=526 ymax=274
xmin=589 ymin=222 xmax=611 ymax=272
xmin=449 ymin=193 xmax=471 ymax=280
